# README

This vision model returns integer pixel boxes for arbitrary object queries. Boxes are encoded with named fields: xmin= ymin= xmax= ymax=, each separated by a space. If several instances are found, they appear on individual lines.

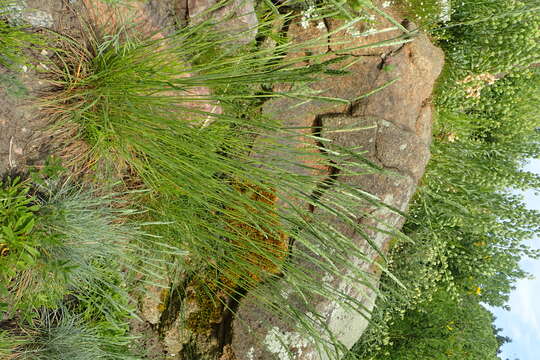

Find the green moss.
xmin=185 ymin=276 xmax=224 ymax=335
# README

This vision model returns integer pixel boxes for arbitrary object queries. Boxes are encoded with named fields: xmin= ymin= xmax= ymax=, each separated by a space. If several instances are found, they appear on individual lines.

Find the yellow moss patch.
xmin=185 ymin=276 xmax=225 ymax=335
xmin=157 ymin=288 xmax=170 ymax=313
xmin=185 ymin=181 xmax=289 ymax=334
xmin=223 ymin=181 xmax=289 ymax=285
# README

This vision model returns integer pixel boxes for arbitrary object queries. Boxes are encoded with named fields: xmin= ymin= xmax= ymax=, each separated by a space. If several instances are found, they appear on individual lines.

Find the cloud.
xmin=508 ymin=276 xmax=540 ymax=332
xmin=492 ymin=159 xmax=540 ymax=359
xmin=492 ymin=239 xmax=540 ymax=359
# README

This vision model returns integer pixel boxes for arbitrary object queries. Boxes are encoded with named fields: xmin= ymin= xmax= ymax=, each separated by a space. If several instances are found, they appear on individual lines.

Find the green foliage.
xmin=0 ymin=177 xmax=49 ymax=313
xmin=0 ymin=21 xmax=34 ymax=69
xmin=357 ymin=291 xmax=501 ymax=360
xmin=0 ymin=174 xmax=158 ymax=326
xmin=0 ymin=327 xmax=25 ymax=358
xmin=47 ymin=22 xmax=338 ymax=190
xmin=0 ymin=172 xmax=147 ymax=356
xmin=3 ymin=308 xmax=135 ymax=359
xmin=443 ymin=0 xmax=540 ymax=72
xmin=396 ymin=0 xmax=444 ymax=28
xmin=400 ymin=65 xmax=540 ymax=304
xmin=0 ymin=1 xmax=44 ymax=98
xmin=400 ymin=141 xmax=540 ymax=304
xmin=439 ymin=69 xmax=540 ymax=150
xmin=435 ymin=0 xmax=540 ymax=109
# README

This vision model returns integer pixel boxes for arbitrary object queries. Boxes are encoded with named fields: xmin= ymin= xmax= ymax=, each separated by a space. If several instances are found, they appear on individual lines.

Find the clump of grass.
xmin=0 ymin=21 xmax=35 ymax=69
xmin=1 ymin=167 xmax=182 ymax=356
xmin=1 ymin=326 xmax=26 ymax=359
xmin=3 ymin=308 xmax=136 ymax=360
xmin=42 ymin=3 xmax=411 ymax=358
xmin=0 ymin=0 xmax=45 ymax=98
xmin=3 ymin=179 xmax=116 ymax=317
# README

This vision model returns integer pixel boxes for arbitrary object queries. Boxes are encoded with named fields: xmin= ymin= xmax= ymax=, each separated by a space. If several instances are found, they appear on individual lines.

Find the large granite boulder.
xmin=230 ymin=6 xmax=445 ymax=360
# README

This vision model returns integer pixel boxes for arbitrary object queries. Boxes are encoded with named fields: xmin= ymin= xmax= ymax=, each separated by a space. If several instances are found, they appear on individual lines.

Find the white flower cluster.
xmin=300 ymin=5 xmax=318 ymax=29
xmin=439 ymin=0 xmax=451 ymax=22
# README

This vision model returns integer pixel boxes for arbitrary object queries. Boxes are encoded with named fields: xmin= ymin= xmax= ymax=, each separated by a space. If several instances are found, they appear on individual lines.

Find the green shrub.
xmin=396 ymin=0 xmax=445 ymax=28
xmin=435 ymin=0 xmax=540 ymax=109
xmin=0 ymin=174 xmax=162 ymax=326
xmin=356 ymin=291 xmax=501 ymax=360
xmin=0 ymin=157 xmax=181 ymax=356
xmin=0 ymin=177 xmax=52 ymax=313
xmin=446 ymin=0 xmax=539 ymax=71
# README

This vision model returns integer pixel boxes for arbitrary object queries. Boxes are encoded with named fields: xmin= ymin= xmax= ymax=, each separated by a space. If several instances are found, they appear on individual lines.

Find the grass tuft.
xmin=3 ymin=308 xmax=135 ymax=359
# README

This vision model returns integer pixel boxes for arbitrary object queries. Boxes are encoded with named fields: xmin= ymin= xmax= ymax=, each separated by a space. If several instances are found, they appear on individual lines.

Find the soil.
xmin=1 ymin=1 xmax=85 ymax=176
xmin=1 ymin=53 xmax=51 ymax=175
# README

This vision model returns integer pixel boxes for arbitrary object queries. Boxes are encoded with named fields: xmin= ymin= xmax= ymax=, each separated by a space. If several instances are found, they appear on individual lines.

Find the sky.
xmin=492 ymin=159 xmax=540 ymax=360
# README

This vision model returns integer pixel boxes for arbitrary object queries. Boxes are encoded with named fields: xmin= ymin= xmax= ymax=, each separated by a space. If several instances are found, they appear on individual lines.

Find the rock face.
xmin=230 ymin=8 xmax=445 ymax=360
xmin=184 ymin=0 xmax=258 ymax=45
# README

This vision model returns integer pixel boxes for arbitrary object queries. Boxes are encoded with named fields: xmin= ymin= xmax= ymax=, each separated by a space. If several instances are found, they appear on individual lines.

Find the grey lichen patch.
xmin=264 ymin=327 xmax=311 ymax=360
xmin=21 ymin=9 xmax=53 ymax=27
xmin=0 ymin=0 xmax=53 ymax=28
xmin=162 ymin=317 xmax=184 ymax=356
xmin=0 ymin=0 xmax=26 ymax=24
xmin=325 ymin=296 xmax=375 ymax=349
